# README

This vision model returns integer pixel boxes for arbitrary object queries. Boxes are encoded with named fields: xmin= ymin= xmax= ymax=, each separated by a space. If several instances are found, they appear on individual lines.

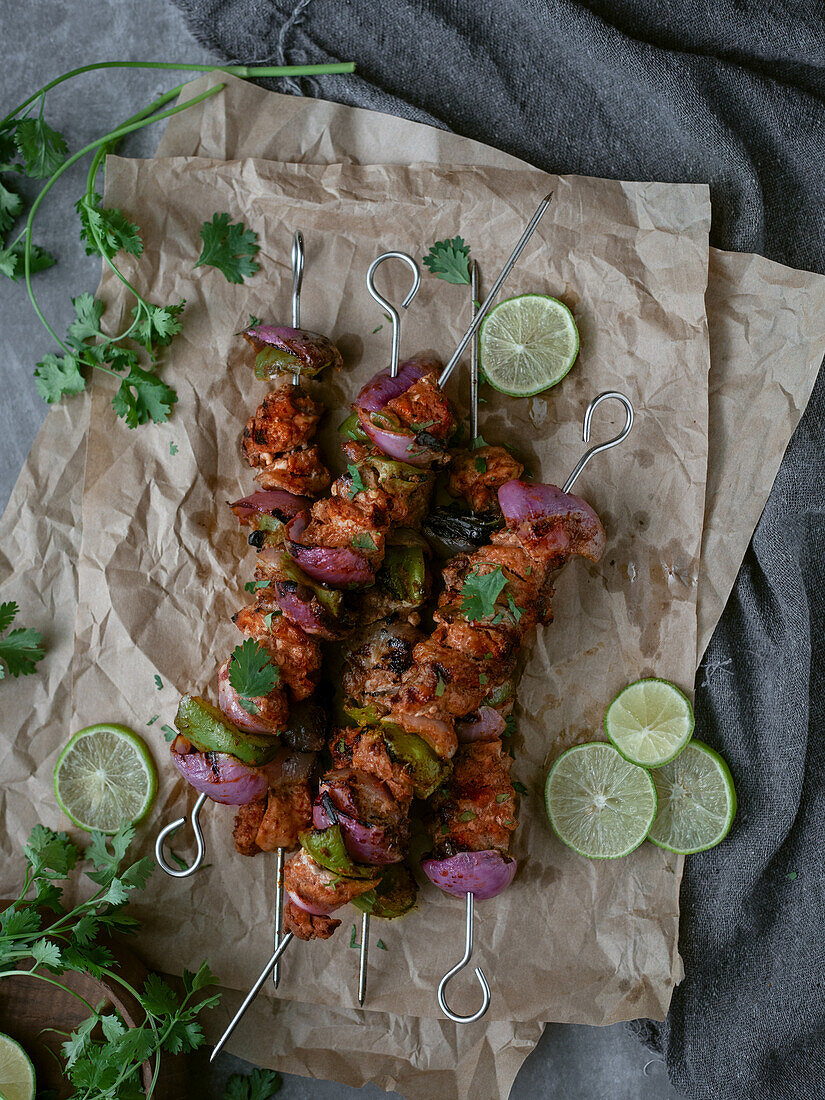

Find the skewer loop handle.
xmin=154 ymin=791 xmax=208 ymax=878
xmin=562 ymin=391 xmax=634 ymax=493
xmin=436 ymin=892 xmax=491 ymax=1025
xmin=366 ymin=252 xmax=421 ymax=378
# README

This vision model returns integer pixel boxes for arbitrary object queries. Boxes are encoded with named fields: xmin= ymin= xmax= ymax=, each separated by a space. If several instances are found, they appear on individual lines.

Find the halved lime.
xmin=0 ymin=1034 xmax=35 ymax=1100
xmin=479 ymin=293 xmax=579 ymax=397
xmin=53 ymin=723 xmax=158 ymax=834
xmin=648 ymin=740 xmax=736 ymax=854
xmin=605 ymin=678 xmax=694 ymax=768
xmin=545 ymin=742 xmax=657 ymax=859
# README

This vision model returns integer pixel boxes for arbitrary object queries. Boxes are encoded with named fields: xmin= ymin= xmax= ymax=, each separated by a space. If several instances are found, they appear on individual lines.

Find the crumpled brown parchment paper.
xmin=0 ymin=74 xmax=823 ymax=1100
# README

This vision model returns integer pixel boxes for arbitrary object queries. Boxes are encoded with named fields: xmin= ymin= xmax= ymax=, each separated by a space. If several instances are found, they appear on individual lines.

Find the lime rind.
xmin=54 ymin=723 xmax=158 ymax=834
xmin=545 ymin=742 xmax=657 ymax=860
xmin=0 ymin=1032 xmax=36 ymax=1100
xmin=605 ymin=678 xmax=694 ymax=768
xmin=647 ymin=740 xmax=736 ymax=854
xmin=479 ymin=293 xmax=579 ymax=397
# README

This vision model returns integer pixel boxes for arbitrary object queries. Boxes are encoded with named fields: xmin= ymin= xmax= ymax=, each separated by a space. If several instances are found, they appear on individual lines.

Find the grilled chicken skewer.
xmin=210 ymin=193 xmax=556 ymax=1059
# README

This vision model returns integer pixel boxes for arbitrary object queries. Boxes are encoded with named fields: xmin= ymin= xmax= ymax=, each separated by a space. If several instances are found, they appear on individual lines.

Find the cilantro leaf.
xmin=347 ymin=462 xmax=367 ymax=500
xmin=0 ymin=619 xmax=45 ymax=679
xmin=0 ymin=178 xmax=23 ymax=236
xmin=31 ymin=937 xmax=62 ymax=971
xmin=67 ymin=293 xmax=104 ymax=345
xmin=0 ymin=240 xmax=56 ymax=281
xmin=229 ymin=639 xmax=279 ymax=710
xmin=0 ymin=601 xmax=17 ymax=634
xmin=34 ymin=352 xmax=86 ymax=403
xmin=76 ymin=193 xmax=142 ymax=259
xmin=352 ymin=532 xmax=376 ymax=551
xmin=423 ymin=236 xmax=471 ymax=285
xmin=85 ymin=823 xmax=135 ymax=884
xmin=25 ymin=825 xmax=78 ymax=877
xmin=223 ymin=1067 xmax=283 ymax=1100
xmin=195 ymin=212 xmax=260 ymax=284
xmin=141 ymin=972 xmax=180 ymax=1017
xmin=131 ymin=300 xmax=186 ymax=347
xmin=459 ymin=566 xmax=509 ymax=621
xmin=513 ymin=780 xmax=528 ymax=795
xmin=14 ymin=115 xmax=68 ymax=179
xmin=112 ymin=364 xmax=177 ymax=427
xmin=154 ymin=674 xmax=163 ymax=690
xmin=161 ymin=724 xmax=177 ymax=742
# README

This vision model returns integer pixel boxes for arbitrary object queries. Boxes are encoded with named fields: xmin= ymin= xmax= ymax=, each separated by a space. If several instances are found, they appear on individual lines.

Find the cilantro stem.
xmin=22 ymin=82 xmax=225 ymax=356
xmin=1 ymin=61 xmax=355 ymax=129
xmin=0 ymin=969 xmax=99 ymax=1014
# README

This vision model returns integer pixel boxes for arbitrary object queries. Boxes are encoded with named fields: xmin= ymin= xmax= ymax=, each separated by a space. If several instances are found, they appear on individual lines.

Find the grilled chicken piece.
xmin=241 ymin=386 xmax=323 ymax=465
xmin=447 ymin=445 xmax=524 ymax=513
xmin=386 ymin=709 xmax=458 ymax=761
xmin=254 ymin=445 xmax=331 ymax=496
xmin=217 ymin=657 xmax=289 ymax=734
xmin=233 ymin=605 xmax=322 ymax=701
xmin=331 ymin=727 xmax=416 ymax=809
xmin=283 ymin=897 xmax=341 ymax=941
xmin=320 ymin=768 xmax=410 ymax=847
xmin=284 ymin=848 xmax=379 ymax=914
xmin=254 ymin=781 xmax=313 ymax=850
xmin=429 ymin=739 xmax=517 ymax=857
xmin=295 ymin=495 xmax=386 ymax=567
xmin=383 ymin=366 xmax=456 ymax=444
xmin=339 ymin=441 xmax=435 ymax=527
xmin=233 ymin=797 xmax=267 ymax=856
xmin=342 ymin=622 xmax=422 ymax=713
xmin=430 ymin=613 xmax=519 ymax=662
xmin=394 ymin=638 xmax=490 ymax=719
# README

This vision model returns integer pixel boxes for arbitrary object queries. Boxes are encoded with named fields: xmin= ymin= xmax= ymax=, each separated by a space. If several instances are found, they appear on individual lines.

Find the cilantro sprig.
xmin=459 ymin=566 xmax=509 ymax=622
xmin=0 ymin=821 xmax=220 ymax=1098
xmin=223 ymin=1068 xmax=283 ymax=1100
xmin=0 ymin=600 xmax=45 ymax=679
xmin=229 ymin=638 xmax=280 ymax=714
xmin=0 ymin=59 xmax=355 ymax=427
xmin=423 ymin=236 xmax=472 ymax=285
xmin=196 ymin=212 xmax=260 ymax=284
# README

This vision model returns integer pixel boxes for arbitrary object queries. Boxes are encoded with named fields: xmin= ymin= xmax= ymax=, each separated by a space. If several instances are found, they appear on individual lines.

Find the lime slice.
xmin=0 ymin=1034 xmax=35 ymax=1100
xmin=605 ymin=678 xmax=694 ymax=768
xmin=545 ymin=742 xmax=657 ymax=859
xmin=479 ymin=293 xmax=579 ymax=397
xmin=54 ymin=723 xmax=158 ymax=834
xmin=648 ymin=740 xmax=736 ymax=854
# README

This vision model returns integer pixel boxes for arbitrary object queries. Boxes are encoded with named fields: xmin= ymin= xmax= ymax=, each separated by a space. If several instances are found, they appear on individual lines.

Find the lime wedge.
xmin=54 ymin=723 xmax=158 ymax=834
xmin=479 ymin=293 xmax=579 ymax=397
xmin=648 ymin=740 xmax=736 ymax=854
xmin=545 ymin=742 xmax=657 ymax=859
xmin=605 ymin=678 xmax=694 ymax=768
xmin=0 ymin=1034 xmax=35 ymax=1100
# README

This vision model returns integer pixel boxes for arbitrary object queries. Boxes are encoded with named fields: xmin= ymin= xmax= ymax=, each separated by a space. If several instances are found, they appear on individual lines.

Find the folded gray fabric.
xmin=171 ymin=2 xmax=825 ymax=1096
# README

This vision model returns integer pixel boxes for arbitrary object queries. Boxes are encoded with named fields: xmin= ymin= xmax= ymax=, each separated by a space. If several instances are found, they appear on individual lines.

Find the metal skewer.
xmin=438 ymin=193 xmax=553 ymax=389
xmin=435 ymin=389 xmax=635 ymax=1024
xmin=291 ymin=230 xmax=304 ymax=386
xmin=355 ymin=249 xmax=421 ymax=1007
xmin=470 ymin=261 xmax=480 ymax=443
xmin=365 ymin=251 xmax=421 ymax=377
xmin=154 ymin=791 xmax=208 ymax=878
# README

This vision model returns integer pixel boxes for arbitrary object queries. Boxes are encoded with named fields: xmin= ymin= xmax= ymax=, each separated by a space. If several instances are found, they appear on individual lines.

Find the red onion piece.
xmin=286 ymin=888 xmax=338 ymax=917
xmin=356 ymin=359 xmax=430 ymax=413
xmin=271 ymin=581 xmax=344 ymax=640
xmin=217 ymin=659 xmax=277 ymax=735
xmin=229 ymin=489 xmax=311 ymax=525
xmin=169 ymin=738 xmax=267 ymax=805
xmin=456 ymin=706 xmax=507 ymax=743
xmin=421 ymin=849 xmax=517 ymax=900
xmin=357 ymin=412 xmax=442 ymax=467
xmin=311 ymin=799 xmax=403 ymax=865
xmin=498 ymin=479 xmax=606 ymax=562
xmin=286 ymin=512 xmax=374 ymax=587
xmin=243 ymin=324 xmax=342 ymax=375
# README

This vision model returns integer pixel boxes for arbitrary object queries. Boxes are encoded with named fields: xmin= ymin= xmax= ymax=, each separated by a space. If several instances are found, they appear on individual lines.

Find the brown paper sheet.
xmin=0 ymin=75 xmax=823 ymax=1100
xmin=158 ymin=74 xmax=825 ymax=660
xmin=70 ymin=155 xmax=709 ymax=1032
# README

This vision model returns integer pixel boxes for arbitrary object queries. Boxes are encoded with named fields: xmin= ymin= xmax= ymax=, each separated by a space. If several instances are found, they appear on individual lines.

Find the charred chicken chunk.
xmin=254 ymin=781 xmax=313 ymax=851
xmin=241 ymin=386 xmax=324 ymax=466
xmin=447 ymin=445 xmax=524 ymax=513
xmin=283 ymin=897 xmax=341 ymax=941
xmin=253 ymin=445 xmax=331 ymax=496
xmin=342 ymin=622 xmax=422 ymax=713
xmin=233 ymin=797 xmax=267 ymax=856
xmin=429 ymin=739 xmax=517 ymax=857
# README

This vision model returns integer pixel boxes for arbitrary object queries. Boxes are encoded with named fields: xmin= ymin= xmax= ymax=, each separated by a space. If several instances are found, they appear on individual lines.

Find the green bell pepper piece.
xmin=338 ymin=411 xmax=369 ymax=442
xmin=254 ymin=345 xmax=303 ymax=380
xmin=380 ymin=721 xmax=451 ymax=799
xmin=351 ymin=863 xmax=418 ymax=919
xmin=299 ymin=823 xmax=377 ymax=880
xmin=174 ymin=695 xmax=281 ymax=766
xmin=379 ymin=545 xmax=427 ymax=604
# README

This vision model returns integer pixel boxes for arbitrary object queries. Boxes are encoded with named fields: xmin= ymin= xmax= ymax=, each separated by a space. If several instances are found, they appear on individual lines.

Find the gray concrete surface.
xmin=0 ymin=3 xmax=682 ymax=1097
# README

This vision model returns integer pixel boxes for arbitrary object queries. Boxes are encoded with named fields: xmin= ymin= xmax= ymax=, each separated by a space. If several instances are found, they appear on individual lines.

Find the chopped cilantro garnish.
xmin=459 ymin=566 xmax=509 ymax=621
